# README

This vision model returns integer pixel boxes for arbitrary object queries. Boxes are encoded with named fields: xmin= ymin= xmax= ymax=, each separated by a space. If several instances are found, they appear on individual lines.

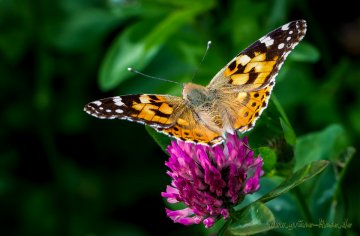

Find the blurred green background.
xmin=1 ymin=0 xmax=359 ymax=235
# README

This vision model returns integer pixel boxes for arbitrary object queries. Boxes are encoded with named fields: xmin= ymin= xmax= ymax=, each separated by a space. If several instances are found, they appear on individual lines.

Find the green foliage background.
xmin=1 ymin=0 xmax=359 ymax=235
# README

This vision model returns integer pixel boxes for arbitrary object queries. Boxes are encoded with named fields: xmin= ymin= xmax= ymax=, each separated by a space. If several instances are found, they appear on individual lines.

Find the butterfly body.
xmin=85 ymin=20 xmax=307 ymax=146
xmin=183 ymin=83 xmax=212 ymax=107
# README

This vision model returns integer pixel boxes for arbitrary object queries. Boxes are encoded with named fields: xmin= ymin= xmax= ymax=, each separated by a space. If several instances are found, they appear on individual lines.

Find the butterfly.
xmin=84 ymin=20 xmax=307 ymax=146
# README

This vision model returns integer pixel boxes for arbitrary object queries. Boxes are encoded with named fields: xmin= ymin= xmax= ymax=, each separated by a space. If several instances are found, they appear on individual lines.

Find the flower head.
xmin=161 ymin=134 xmax=263 ymax=228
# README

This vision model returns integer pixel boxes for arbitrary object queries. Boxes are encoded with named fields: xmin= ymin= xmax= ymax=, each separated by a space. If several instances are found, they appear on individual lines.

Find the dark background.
xmin=1 ymin=0 xmax=359 ymax=235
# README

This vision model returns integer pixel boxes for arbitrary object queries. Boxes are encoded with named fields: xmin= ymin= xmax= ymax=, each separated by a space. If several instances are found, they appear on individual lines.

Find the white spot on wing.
xmin=278 ymin=43 xmax=285 ymax=49
xmin=237 ymin=55 xmax=251 ymax=66
xmin=281 ymin=23 xmax=290 ymax=31
xmin=139 ymin=96 xmax=151 ymax=103
xmin=106 ymin=109 xmax=111 ymax=113
xmin=93 ymin=101 xmax=102 ymax=106
xmin=150 ymin=124 xmax=162 ymax=128
xmin=260 ymin=36 xmax=274 ymax=47
xmin=289 ymin=30 xmax=293 ymax=34
xmin=259 ymin=35 xmax=266 ymax=42
xmin=113 ymin=96 xmax=124 ymax=106
xmin=115 ymin=109 xmax=123 ymax=113
xmin=286 ymin=36 xmax=291 ymax=41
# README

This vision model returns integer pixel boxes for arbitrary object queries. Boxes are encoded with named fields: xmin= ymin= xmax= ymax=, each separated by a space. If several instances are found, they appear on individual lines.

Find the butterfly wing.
xmin=84 ymin=94 xmax=185 ymax=128
xmin=208 ymin=20 xmax=307 ymax=132
xmin=85 ymin=20 xmax=306 ymax=145
xmin=156 ymin=106 xmax=223 ymax=146
xmin=208 ymin=20 xmax=306 ymax=90
xmin=84 ymin=94 xmax=223 ymax=145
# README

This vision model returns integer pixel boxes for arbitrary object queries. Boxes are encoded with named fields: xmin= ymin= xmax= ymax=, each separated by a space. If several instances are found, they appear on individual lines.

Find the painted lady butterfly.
xmin=84 ymin=20 xmax=307 ymax=146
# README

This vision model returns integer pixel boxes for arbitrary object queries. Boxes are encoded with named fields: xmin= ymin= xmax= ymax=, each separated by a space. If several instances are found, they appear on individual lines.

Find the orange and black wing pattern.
xmin=209 ymin=20 xmax=307 ymax=133
xmin=84 ymin=94 xmax=184 ymax=128
xmin=208 ymin=20 xmax=307 ymax=91
xmin=156 ymin=106 xmax=223 ymax=145
xmin=84 ymin=94 xmax=223 ymax=145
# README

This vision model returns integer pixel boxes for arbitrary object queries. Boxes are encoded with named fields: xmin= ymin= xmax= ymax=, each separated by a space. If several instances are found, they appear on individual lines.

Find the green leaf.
xmin=51 ymin=9 xmax=119 ymax=51
xmin=218 ymin=220 xmax=231 ymax=236
xmin=256 ymin=147 xmax=277 ymax=173
xmin=99 ymin=4 xmax=213 ymax=91
xmin=271 ymin=95 xmax=296 ymax=146
xmin=307 ymin=147 xmax=355 ymax=231
xmin=280 ymin=117 xmax=296 ymax=146
xmin=289 ymin=42 xmax=320 ymax=62
xmin=99 ymin=20 xmax=160 ymax=91
xmin=145 ymin=126 xmax=171 ymax=153
xmin=224 ymin=202 xmax=274 ymax=235
xmin=257 ymin=160 xmax=329 ymax=203
xmin=294 ymin=124 xmax=346 ymax=171
xmin=271 ymin=94 xmax=290 ymax=125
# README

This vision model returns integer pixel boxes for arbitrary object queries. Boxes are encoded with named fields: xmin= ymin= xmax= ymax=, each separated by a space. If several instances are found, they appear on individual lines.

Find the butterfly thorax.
xmin=182 ymin=82 xmax=226 ymax=132
xmin=182 ymin=83 xmax=214 ymax=106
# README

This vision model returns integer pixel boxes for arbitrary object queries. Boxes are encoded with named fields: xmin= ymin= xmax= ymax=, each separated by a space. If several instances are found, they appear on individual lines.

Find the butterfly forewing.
xmin=208 ymin=20 xmax=307 ymax=133
xmin=84 ymin=94 xmax=184 ymax=128
xmin=209 ymin=20 xmax=306 ymax=90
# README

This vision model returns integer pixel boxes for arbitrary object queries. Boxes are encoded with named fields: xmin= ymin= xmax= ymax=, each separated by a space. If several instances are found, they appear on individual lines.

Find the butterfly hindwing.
xmin=156 ymin=107 xmax=223 ymax=145
xmin=233 ymin=85 xmax=274 ymax=132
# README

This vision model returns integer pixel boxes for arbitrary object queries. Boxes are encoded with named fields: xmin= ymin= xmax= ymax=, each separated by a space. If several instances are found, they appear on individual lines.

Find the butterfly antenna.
xmin=191 ymin=40 xmax=212 ymax=82
xmin=128 ymin=68 xmax=182 ymax=86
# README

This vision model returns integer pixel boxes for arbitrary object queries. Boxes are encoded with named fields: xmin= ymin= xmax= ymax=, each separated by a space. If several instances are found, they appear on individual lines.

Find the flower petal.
xmin=162 ymin=134 xmax=264 ymax=228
